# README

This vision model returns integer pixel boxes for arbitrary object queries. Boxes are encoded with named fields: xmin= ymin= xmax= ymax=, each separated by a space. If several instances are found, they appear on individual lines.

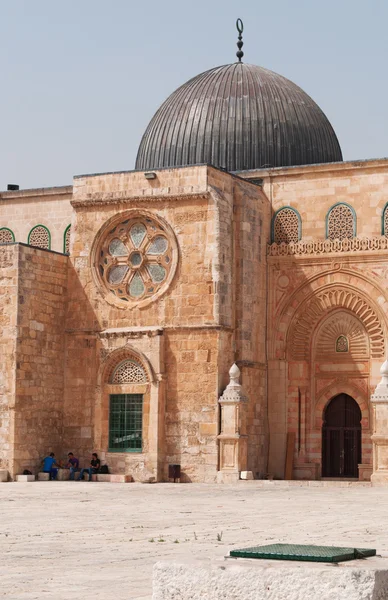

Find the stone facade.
xmin=1 ymin=159 xmax=388 ymax=482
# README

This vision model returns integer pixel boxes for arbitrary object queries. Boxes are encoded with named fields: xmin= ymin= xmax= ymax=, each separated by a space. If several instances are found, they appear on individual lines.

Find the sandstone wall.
xmin=0 ymin=186 xmax=73 ymax=253
xmin=12 ymin=245 xmax=68 ymax=476
xmin=0 ymin=245 xmax=18 ymax=475
xmin=65 ymin=166 xmax=223 ymax=480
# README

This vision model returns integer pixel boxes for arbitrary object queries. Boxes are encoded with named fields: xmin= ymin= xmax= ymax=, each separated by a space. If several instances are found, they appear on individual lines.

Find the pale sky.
xmin=1 ymin=0 xmax=387 ymax=190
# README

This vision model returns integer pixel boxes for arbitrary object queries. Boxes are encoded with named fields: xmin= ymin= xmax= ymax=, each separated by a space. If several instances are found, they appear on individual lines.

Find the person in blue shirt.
xmin=43 ymin=453 xmax=59 ymax=480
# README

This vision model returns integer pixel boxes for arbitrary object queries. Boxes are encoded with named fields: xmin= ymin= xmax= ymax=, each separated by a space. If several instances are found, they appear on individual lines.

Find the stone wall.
xmin=64 ymin=165 xmax=270 ymax=481
xmin=65 ymin=166 xmax=223 ymax=480
xmin=12 ymin=244 xmax=68 ymax=476
xmin=0 ymin=244 xmax=18 ymax=475
xmin=0 ymin=186 xmax=73 ymax=253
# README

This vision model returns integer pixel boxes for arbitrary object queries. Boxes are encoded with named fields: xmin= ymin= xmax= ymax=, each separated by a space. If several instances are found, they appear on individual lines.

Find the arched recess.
xmin=271 ymin=206 xmax=302 ymax=243
xmin=101 ymin=345 xmax=155 ymax=386
xmin=312 ymin=310 xmax=370 ymax=361
xmin=287 ymin=286 xmax=385 ymax=361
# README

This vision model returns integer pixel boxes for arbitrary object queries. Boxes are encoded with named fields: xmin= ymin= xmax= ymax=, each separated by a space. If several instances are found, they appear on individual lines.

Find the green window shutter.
xmin=109 ymin=394 xmax=143 ymax=452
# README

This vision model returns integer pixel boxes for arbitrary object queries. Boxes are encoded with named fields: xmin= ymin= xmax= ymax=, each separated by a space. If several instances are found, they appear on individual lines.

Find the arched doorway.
xmin=322 ymin=394 xmax=361 ymax=478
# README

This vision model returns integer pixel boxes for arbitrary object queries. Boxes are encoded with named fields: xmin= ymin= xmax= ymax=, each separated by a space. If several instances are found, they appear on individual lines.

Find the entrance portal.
xmin=322 ymin=394 xmax=361 ymax=478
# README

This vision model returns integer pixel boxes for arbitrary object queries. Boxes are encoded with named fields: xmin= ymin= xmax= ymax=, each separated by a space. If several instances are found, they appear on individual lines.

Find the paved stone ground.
xmin=1 ymin=482 xmax=388 ymax=600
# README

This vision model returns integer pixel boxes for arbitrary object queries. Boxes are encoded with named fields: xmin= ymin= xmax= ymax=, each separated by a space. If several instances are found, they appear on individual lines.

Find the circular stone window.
xmin=95 ymin=212 xmax=178 ymax=307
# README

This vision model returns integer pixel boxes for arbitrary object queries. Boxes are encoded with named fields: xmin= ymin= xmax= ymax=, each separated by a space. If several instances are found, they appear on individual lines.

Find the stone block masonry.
xmin=0 ymin=244 xmax=69 ymax=478
xmin=152 ymin=557 xmax=388 ymax=600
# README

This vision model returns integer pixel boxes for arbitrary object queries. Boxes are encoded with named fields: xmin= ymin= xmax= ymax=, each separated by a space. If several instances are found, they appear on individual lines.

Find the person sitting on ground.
xmin=42 ymin=452 xmax=60 ymax=481
xmin=79 ymin=453 xmax=101 ymax=482
xmin=66 ymin=452 xmax=80 ymax=480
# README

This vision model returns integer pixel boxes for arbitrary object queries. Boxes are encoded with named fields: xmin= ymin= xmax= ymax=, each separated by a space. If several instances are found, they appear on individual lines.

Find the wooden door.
xmin=322 ymin=394 xmax=361 ymax=478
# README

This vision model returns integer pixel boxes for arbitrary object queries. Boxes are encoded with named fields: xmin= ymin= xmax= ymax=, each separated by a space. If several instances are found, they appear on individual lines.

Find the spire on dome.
xmin=236 ymin=18 xmax=244 ymax=62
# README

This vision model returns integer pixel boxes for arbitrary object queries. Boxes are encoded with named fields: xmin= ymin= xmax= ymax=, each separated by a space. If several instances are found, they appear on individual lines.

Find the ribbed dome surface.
xmin=136 ymin=63 xmax=342 ymax=172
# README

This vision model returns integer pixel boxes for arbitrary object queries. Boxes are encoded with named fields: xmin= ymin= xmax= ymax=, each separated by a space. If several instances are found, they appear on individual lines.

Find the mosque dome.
xmin=135 ymin=62 xmax=342 ymax=172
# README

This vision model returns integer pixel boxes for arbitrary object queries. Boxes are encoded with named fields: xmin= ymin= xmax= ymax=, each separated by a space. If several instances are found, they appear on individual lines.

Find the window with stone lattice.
xmin=28 ymin=225 xmax=50 ymax=249
xmin=327 ymin=204 xmax=355 ymax=241
xmin=273 ymin=208 xmax=300 ymax=244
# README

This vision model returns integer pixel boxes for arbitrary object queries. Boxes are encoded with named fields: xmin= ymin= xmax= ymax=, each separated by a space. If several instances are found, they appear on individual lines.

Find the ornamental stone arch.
xmin=99 ymin=345 xmax=156 ymax=387
xmin=312 ymin=310 xmax=370 ymax=360
xmin=288 ymin=286 xmax=385 ymax=360
xmin=273 ymin=270 xmax=388 ymax=360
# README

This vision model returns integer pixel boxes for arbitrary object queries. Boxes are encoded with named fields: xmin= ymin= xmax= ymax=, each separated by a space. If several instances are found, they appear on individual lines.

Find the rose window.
xmin=97 ymin=215 xmax=176 ymax=305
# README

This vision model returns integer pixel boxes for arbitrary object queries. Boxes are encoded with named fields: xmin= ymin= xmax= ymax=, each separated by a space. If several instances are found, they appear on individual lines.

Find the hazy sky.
xmin=1 ymin=0 xmax=387 ymax=190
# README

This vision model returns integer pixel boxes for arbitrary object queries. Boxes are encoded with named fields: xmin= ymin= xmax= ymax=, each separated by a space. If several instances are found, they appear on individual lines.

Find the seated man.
xmin=79 ymin=453 xmax=101 ymax=482
xmin=42 ymin=452 xmax=59 ymax=481
xmin=66 ymin=452 xmax=80 ymax=480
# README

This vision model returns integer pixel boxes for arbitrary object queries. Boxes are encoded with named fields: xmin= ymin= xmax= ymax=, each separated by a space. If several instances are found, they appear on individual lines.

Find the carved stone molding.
xmin=289 ymin=288 xmax=385 ymax=360
xmin=314 ymin=312 xmax=369 ymax=359
xmin=71 ymin=191 xmax=209 ymax=209
xmin=268 ymin=236 xmax=388 ymax=257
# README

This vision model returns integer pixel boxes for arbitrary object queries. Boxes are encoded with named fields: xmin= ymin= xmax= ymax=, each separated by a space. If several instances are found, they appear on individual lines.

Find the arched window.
xmin=110 ymin=358 xmax=148 ymax=384
xmin=28 ymin=225 xmax=51 ymax=250
xmin=64 ymin=224 xmax=71 ymax=254
xmin=0 ymin=227 xmax=15 ymax=244
xmin=326 ymin=203 xmax=356 ymax=241
xmin=272 ymin=207 xmax=301 ymax=243
xmin=382 ymin=203 xmax=388 ymax=237
xmin=108 ymin=357 xmax=147 ymax=452
xmin=336 ymin=335 xmax=349 ymax=353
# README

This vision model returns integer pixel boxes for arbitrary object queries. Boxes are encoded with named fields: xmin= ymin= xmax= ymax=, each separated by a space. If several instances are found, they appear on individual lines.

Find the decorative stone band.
xmin=268 ymin=236 xmax=388 ymax=257
xmin=71 ymin=191 xmax=209 ymax=208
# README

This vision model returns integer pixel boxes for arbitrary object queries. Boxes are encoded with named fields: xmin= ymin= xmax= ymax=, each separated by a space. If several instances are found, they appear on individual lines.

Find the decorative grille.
xmin=336 ymin=335 xmax=349 ymax=353
xmin=29 ymin=226 xmax=50 ymax=249
xmin=97 ymin=215 xmax=175 ymax=305
xmin=384 ymin=207 xmax=388 ymax=238
xmin=111 ymin=359 xmax=148 ymax=384
xmin=109 ymin=394 xmax=143 ymax=451
xmin=0 ymin=228 xmax=14 ymax=244
xmin=64 ymin=226 xmax=71 ymax=254
xmin=327 ymin=204 xmax=354 ymax=241
xmin=273 ymin=208 xmax=299 ymax=244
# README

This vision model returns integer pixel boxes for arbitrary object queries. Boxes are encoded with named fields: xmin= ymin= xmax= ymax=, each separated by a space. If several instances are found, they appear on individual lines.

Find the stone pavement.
xmin=1 ymin=482 xmax=388 ymax=600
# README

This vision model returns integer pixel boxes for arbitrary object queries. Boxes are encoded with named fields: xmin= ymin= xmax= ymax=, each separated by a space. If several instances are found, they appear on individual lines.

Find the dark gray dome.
xmin=135 ymin=62 xmax=342 ymax=172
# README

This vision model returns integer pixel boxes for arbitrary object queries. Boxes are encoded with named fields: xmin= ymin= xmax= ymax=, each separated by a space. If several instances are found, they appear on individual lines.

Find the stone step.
xmin=16 ymin=475 xmax=35 ymax=482
xmin=96 ymin=474 xmax=133 ymax=483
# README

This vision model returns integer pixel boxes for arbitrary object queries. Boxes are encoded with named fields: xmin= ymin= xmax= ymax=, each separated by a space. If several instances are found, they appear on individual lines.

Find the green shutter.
xmin=109 ymin=394 xmax=143 ymax=452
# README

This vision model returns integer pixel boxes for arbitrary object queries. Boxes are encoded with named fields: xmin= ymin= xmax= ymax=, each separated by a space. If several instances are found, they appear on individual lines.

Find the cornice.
xmin=71 ymin=190 xmax=210 ymax=209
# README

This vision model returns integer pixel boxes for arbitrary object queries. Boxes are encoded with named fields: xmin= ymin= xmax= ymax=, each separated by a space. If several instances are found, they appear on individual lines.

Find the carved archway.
xmin=99 ymin=345 xmax=155 ymax=386
xmin=313 ymin=310 xmax=370 ymax=360
xmin=272 ymin=270 xmax=388 ymax=360
xmin=287 ymin=286 xmax=385 ymax=360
